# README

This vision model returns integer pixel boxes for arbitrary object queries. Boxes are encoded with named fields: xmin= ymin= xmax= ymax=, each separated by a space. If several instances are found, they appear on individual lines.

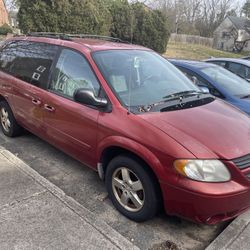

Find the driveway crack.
xmin=0 ymin=190 xmax=48 ymax=211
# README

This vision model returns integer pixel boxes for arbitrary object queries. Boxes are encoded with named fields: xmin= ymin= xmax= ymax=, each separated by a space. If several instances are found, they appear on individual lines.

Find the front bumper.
xmin=160 ymin=178 xmax=250 ymax=224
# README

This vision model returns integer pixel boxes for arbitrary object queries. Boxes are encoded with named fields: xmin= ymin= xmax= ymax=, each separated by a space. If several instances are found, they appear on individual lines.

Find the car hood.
xmin=140 ymin=99 xmax=250 ymax=160
xmin=231 ymin=98 xmax=250 ymax=116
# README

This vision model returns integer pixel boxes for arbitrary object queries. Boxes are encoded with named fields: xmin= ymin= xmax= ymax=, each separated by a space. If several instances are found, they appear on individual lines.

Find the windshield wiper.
xmin=240 ymin=94 xmax=250 ymax=99
xmin=163 ymin=90 xmax=203 ymax=99
xmin=138 ymin=91 xmax=206 ymax=113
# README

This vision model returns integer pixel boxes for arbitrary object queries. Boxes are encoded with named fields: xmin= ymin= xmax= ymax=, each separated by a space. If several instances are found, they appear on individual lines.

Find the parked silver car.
xmin=205 ymin=58 xmax=250 ymax=82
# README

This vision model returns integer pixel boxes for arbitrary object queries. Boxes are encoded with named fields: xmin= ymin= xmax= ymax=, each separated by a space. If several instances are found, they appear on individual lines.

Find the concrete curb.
xmin=0 ymin=146 xmax=140 ymax=250
xmin=205 ymin=210 xmax=250 ymax=250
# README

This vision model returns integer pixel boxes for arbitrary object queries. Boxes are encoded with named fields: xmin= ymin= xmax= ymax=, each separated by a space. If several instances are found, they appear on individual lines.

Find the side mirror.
xmin=74 ymin=88 xmax=108 ymax=108
xmin=199 ymin=86 xmax=210 ymax=94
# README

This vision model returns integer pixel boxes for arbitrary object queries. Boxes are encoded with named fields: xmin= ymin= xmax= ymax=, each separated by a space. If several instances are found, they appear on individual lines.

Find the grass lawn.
xmin=164 ymin=41 xmax=249 ymax=60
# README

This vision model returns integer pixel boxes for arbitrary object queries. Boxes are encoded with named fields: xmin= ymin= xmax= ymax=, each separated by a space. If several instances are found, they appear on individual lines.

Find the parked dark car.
xmin=205 ymin=58 xmax=250 ymax=82
xmin=241 ymin=56 xmax=250 ymax=60
xmin=170 ymin=59 xmax=250 ymax=115
xmin=0 ymin=34 xmax=250 ymax=224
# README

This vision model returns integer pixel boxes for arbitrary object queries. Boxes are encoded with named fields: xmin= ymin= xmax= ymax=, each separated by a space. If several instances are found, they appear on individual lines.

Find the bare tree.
xmin=144 ymin=0 xmax=236 ymax=37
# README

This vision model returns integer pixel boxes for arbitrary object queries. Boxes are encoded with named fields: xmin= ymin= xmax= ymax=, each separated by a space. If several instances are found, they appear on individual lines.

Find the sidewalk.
xmin=0 ymin=147 xmax=139 ymax=250
xmin=206 ymin=205 xmax=250 ymax=250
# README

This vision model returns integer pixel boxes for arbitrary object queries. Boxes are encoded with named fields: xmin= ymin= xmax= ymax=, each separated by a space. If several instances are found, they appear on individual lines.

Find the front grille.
xmin=232 ymin=154 xmax=250 ymax=170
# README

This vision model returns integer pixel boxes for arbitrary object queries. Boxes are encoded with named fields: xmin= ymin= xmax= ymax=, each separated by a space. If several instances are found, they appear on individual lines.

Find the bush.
xmin=131 ymin=3 xmax=170 ymax=53
xmin=108 ymin=0 xmax=133 ymax=42
xmin=0 ymin=24 xmax=13 ymax=35
xmin=108 ymin=1 xmax=170 ymax=53
xmin=17 ymin=0 xmax=170 ymax=53
xmin=18 ymin=0 xmax=111 ymax=35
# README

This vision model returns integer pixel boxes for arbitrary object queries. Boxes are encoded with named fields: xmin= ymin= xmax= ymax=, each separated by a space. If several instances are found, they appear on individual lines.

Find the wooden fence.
xmin=170 ymin=33 xmax=214 ymax=47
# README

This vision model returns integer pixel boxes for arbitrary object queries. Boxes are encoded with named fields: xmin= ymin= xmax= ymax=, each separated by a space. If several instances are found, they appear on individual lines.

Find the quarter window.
xmin=49 ymin=49 xmax=100 ymax=98
xmin=0 ymin=41 xmax=58 ymax=87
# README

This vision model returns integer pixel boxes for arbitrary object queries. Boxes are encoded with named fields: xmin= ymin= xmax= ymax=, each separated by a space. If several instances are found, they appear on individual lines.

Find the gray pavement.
xmin=0 ymin=133 xmax=250 ymax=250
xmin=0 ymin=146 xmax=139 ymax=250
xmin=206 ymin=209 xmax=250 ymax=250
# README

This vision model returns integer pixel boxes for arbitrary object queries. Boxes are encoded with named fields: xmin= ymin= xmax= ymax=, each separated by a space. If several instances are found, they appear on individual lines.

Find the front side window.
xmin=178 ymin=66 xmax=223 ymax=98
xmin=93 ymin=50 xmax=200 ymax=108
xmin=0 ymin=40 xmax=58 ymax=87
xmin=201 ymin=66 xmax=250 ymax=97
xmin=177 ymin=66 xmax=207 ymax=86
xmin=50 ymin=49 xmax=100 ymax=98
xmin=227 ymin=62 xmax=250 ymax=79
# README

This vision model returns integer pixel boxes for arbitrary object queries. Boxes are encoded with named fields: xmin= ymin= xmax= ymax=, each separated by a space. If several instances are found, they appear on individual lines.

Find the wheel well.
xmin=0 ymin=95 xmax=7 ymax=103
xmin=100 ymin=146 xmax=164 ymax=209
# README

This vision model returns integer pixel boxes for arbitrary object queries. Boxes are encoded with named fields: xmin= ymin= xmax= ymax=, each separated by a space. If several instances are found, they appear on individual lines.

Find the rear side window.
xmin=0 ymin=40 xmax=58 ymax=88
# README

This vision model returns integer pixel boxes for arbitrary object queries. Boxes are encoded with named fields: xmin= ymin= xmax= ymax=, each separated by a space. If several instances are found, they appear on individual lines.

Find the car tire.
xmin=105 ymin=155 xmax=159 ymax=222
xmin=0 ymin=101 xmax=22 ymax=137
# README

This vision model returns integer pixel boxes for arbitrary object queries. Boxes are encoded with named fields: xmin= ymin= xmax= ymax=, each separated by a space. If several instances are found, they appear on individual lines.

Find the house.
xmin=0 ymin=0 xmax=9 ymax=26
xmin=213 ymin=16 xmax=250 ymax=52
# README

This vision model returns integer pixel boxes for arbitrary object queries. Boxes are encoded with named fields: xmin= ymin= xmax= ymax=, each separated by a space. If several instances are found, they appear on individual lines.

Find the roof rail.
xmin=27 ymin=32 xmax=72 ymax=41
xmin=27 ymin=32 xmax=128 ymax=43
xmin=68 ymin=34 xmax=124 ymax=42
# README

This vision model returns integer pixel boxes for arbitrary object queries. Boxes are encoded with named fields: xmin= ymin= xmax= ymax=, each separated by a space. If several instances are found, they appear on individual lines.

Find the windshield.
xmin=201 ymin=66 xmax=250 ymax=97
xmin=92 ymin=50 xmax=199 ymax=107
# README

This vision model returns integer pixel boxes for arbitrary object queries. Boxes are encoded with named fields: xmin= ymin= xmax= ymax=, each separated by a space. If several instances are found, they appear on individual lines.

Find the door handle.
xmin=32 ymin=98 xmax=42 ymax=106
xmin=44 ymin=104 xmax=55 ymax=112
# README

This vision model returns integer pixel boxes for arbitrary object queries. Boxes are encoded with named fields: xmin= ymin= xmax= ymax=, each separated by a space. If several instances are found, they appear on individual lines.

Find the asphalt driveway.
xmin=0 ymin=131 xmax=227 ymax=250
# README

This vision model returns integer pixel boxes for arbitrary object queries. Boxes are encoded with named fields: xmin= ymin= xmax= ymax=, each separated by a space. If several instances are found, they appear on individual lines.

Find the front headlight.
xmin=174 ymin=159 xmax=231 ymax=182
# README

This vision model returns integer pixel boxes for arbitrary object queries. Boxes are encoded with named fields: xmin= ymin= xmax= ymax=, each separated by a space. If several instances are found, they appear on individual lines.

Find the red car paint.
xmin=0 ymin=36 xmax=250 ymax=224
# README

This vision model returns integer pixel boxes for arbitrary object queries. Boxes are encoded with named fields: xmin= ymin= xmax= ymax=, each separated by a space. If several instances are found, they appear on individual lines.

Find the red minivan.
xmin=0 ymin=34 xmax=250 ymax=224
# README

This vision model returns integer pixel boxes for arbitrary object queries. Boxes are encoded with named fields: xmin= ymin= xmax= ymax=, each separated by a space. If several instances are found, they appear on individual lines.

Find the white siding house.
xmin=213 ymin=16 xmax=250 ymax=52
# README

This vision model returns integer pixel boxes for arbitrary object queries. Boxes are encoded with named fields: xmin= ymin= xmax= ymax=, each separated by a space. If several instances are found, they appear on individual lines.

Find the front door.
xmin=43 ymin=48 xmax=101 ymax=167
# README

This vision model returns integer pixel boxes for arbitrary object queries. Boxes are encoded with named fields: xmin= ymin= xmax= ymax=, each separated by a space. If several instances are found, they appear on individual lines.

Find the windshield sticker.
xmin=110 ymin=75 xmax=128 ymax=92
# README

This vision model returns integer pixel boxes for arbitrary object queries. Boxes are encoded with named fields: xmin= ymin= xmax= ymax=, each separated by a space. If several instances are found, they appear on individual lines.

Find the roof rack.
xmin=27 ymin=32 xmax=128 ymax=43
xmin=68 ymin=34 xmax=124 ymax=43
xmin=27 ymin=32 xmax=72 ymax=41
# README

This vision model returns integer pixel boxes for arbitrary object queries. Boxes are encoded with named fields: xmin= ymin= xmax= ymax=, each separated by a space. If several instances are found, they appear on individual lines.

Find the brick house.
xmin=0 ymin=0 xmax=9 ymax=26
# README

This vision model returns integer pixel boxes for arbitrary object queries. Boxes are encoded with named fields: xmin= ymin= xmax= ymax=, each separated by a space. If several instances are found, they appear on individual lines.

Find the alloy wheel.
xmin=0 ymin=107 xmax=11 ymax=132
xmin=112 ymin=167 xmax=145 ymax=212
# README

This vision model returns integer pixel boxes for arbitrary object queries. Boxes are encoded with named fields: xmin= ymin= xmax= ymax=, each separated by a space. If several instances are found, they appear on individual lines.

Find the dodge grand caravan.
xmin=0 ymin=33 xmax=249 ymax=224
